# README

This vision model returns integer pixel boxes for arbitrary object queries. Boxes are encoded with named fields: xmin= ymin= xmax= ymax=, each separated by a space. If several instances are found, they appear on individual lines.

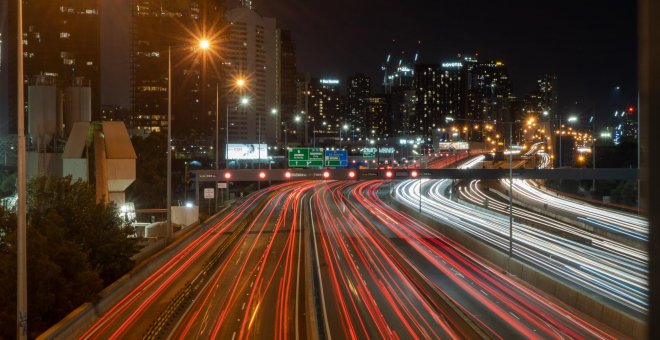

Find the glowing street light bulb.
xmin=236 ymin=78 xmax=246 ymax=88
xmin=199 ymin=39 xmax=210 ymax=50
xmin=240 ymin=97 xmax=249 ymax=105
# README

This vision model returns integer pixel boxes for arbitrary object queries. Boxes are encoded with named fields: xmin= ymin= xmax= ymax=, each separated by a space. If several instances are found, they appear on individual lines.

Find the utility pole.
xmin=166 ymin=47 xmax=172 ymax=241
xmin=258 ymin=111 xmax=261 ymax=189
xmin=215 ymin=84 xmax=219 ymax=209
xmin=508 ymin=122 xmax=513 ymax=258
xmin=304 ymin=76 xmax=309 ymax=145
xmin=17 ymin=0 xmax=28 ymax=337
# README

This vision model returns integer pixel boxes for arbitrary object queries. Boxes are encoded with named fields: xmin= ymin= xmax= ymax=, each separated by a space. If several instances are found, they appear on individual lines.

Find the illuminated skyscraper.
xmin=346 ymin=73 xmax=371 ymax=138
xmin=467 ymin=60 xmax=513 ymax=124
xmin=131 ymin=1 xmax=222 ymax=136
xmin=414 ymin=63 xmax=442 ymax=139
xmin=309 ymin=78 xmax=342 ymax=138
xmin=278 ymin=28 xmax=297 ymax=145
xmin=439 ymin=61 xmax=468 ymax=121
xmin=224 ymin=6 xmax=278 ymax=144
xmin=365 ymin=95 xmax=391 ymax=138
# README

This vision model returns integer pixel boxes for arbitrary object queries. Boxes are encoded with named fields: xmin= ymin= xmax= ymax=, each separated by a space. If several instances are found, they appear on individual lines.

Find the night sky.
xmin=102 ymin=0 xmax=637 ymax=123
xmin=254 ymin=0 xmax=637 ymax=121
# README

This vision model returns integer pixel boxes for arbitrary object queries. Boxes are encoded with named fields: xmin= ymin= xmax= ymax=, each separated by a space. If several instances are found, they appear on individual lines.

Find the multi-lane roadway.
xmin=394 ymin=156 xmax=648 ymax=316
xmin=76 ymin=176 xmax=623 ymax=339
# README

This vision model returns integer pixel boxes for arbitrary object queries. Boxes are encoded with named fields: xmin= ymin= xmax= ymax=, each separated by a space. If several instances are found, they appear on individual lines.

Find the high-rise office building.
xmin=414 ymin=63 xmax=442 ymax=139
xmin=278 ymin=28 xmax=297 ymax=145
xmin=439 ymin=61 xmax=467 ymax=121
xmin=365 ymin=95 xmax=391 ymax=138
xmin=381 ymin=44 xmax=419 ymax=94
xmin=467 ymin=60 xmax=513 ymax=123
xmin=224 ymin=5 xmax=278 ymax=145
xmin=289 ymin=73 xmax=311 ymax=145
xmin=434 ymin=56 xmax=515 ymax=141
xmin=390 ymin=87 xmax=416 ymax=137
xmin=537 ymin=74 xmax=559 ymax=124
xmin=346 ymin=73 xmax=371 ymax=138
xmin=309 ymin=78 xmax=342 ymax=138
xmin=131 ymin=1 xmax=222 ymax=136
xmin=23 ymin=0 xmax=101 ymax=118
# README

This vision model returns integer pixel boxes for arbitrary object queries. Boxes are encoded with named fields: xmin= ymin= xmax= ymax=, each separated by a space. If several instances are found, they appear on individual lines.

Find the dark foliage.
xmin=0 ymin=176 xmax=139 ymax=338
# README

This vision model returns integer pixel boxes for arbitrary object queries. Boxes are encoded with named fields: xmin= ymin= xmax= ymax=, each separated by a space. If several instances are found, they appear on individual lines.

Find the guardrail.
xmin=192 ymin=168 xmax=639 ymax=182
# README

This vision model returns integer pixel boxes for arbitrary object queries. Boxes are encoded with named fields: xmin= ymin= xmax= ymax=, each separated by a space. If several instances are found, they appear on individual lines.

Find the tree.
xmin=0 ymin=175 xmax=140 ymax=338
xmin=0 ymin=171 xmax=16 ymax=197
xmin=126 ymin=132 xmax=167 ymax=209
xmin=27 ymin=176 xmax=139 ymax=284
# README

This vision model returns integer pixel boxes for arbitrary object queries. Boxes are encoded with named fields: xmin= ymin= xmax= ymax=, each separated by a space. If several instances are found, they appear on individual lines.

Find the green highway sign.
xmin=363 ymin=147 xmax=377 ymax=159
xmin=289 ymin=148 xmax=324 ymax=167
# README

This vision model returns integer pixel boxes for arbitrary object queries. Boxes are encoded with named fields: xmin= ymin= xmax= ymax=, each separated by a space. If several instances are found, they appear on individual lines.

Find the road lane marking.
xmin=310 ymin=197 xmax=332 ymax=340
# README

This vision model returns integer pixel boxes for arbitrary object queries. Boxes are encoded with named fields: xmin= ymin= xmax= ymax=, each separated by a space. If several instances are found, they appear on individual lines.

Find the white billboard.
xmin=437 ymin=142 xmax=469 ymax=151
xmin=227 ymin=144 xmax=268 ymax=160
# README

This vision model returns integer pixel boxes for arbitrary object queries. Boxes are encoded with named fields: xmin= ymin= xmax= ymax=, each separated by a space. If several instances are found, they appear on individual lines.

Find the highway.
xmin=338 ymin=180 xmax=619 ymax=338
xmin=393 ymin=156 xmax=648 ymax=316
xmin=507 ymin=178 xmax=648 ymax=241
xmin=77 ymin=176 xmax=624 ymax=339
xmin=79 ymin=183 xmax=291 ymax=339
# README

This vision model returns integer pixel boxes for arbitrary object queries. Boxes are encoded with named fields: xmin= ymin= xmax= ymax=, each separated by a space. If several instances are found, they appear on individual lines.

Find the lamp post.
xmin=167 ymin=46 xmax=172 ymax=241
xmin=238 ymin=96 xmax=250 ymax=170
xmin=590 ymin=115 xmax=596 ymax=191
xmin=17 ymin=0 xmax=27 ymax=337
xmin=225 ymin=78 xmax=247 ymax=170
xmin=167 ymin=39 xmax=210 ymax=240
xmin=283 ymin=121 xmax=289 ymax=167
xmin=295 ymin=115 xmax=306 ymax=146
xmin=340 ymin=123 xmax=349 ymax=148
xmin=507 ymin=121 xmax=513 ymax=258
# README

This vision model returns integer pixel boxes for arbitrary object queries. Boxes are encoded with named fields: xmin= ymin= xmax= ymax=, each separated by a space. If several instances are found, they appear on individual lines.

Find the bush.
xmin=0 ymin=175 xmax=140 ymax=338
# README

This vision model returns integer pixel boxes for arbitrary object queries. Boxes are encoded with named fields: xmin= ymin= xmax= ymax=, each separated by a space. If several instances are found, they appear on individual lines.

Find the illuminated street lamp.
xmin=225 ymin=78 xmax=248 ymax=169
xmin=199 ymin=39 xmax=210 ymax=50
xmin=340 ymin=123 xmax=349 ymax=148
xmin=167 ymin=38 xmax=212 ymax=241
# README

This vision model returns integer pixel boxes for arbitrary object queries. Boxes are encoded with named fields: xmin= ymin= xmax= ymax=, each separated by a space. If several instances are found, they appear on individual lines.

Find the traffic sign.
xmin=363 ymin=147 xmax=377 ymax=159
xmin=289 ymin=148 xmax=324 ymax=167
xmin=203 ymin=188 xmax=214 ymax=199
xmin=324 ymin=150 xmax=348 ymax=167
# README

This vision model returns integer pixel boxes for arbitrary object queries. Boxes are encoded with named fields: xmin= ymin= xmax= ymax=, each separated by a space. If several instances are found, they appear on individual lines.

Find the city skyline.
xmin=95 ymin=0 xmax=638 ymax=126
xmin=257 ymin=0 xmax=637 ymax=117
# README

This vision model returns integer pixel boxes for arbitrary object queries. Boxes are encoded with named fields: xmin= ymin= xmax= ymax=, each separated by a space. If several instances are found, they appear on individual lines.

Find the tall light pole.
xmin=17 ymin=0 xmax=28 ymax=337
xmin=167 ymin=39 xmax=210 ymax=240
xmin=508 ymin=121 xmax=513 ymax=258
xmin=590 ymin=115 xmax=596 ymax=191
xmin=340 ymin=123 xmax=349 ymax=148
xmin=167 ymin=46 xmax=172 ymax=240
xmin=225 ymin=79 xmax=247 ymax=170
xmin=215 ymin=83 xmax=219 ymax=208
xmin=283 ymin=121 xmax=288 ymax=167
